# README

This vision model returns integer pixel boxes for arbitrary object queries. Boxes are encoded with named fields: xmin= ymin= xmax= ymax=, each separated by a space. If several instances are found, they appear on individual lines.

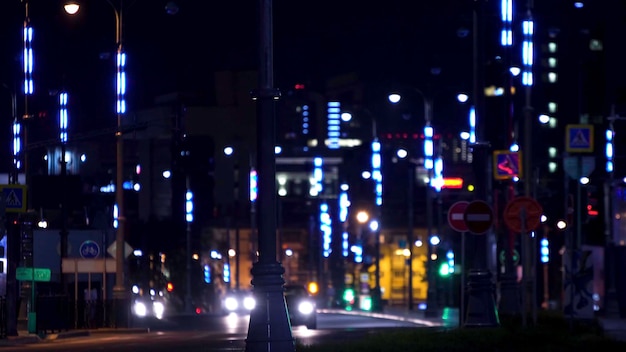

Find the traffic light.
xmin=439 ymin=249 xmax=455 ymax=277
xmin=166 ymin=282 xmax=174 ymax=292
xmin=342 ymin=288 xmax=355 ymax=307
xmin=540 ymin=238 xmax=549 ymax=263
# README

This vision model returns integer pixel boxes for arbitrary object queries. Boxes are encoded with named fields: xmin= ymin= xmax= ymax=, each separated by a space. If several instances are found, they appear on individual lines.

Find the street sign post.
xmin=448 ymin=201 xmax=469 ymax=232
xmin=463 ymin=200 xmax=494 ymax=234
xmin=503 ymin=196 xmax=543 ymax=233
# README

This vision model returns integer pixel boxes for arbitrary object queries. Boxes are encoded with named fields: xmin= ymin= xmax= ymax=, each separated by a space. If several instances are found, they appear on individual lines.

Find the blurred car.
xmin=284 ymin=284 xmax=317 ymax=329
xmin=222 ymin=289 xmax=256 ymax=314
xmin=132 ymin=297 xmax=166 ymax=319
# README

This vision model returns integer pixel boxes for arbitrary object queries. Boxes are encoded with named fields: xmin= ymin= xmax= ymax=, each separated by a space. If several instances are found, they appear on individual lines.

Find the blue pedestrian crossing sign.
xmin=0 ymin=185 xmax=27 ymax=213
xmin=566 ymin=124 xmax=594 ymax=153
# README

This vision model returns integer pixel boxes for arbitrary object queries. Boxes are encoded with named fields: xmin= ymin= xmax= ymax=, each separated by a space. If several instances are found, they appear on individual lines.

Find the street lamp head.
xmin=64 ymin=2 xmax=80 ymax=15
xmin=388 ymin=93 xmax=401 ymax=104
xmin=356 ymin=211 xmax=369 ymax=224
xmin=456 ymin=93 xmax=469 ymax=103
xmin=396 ymin=148 xmax=408 ymax=159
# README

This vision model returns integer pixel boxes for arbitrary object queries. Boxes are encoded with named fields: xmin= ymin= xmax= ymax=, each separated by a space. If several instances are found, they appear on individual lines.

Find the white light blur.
xmin=388 ymin=93 xmax=401 ymax=104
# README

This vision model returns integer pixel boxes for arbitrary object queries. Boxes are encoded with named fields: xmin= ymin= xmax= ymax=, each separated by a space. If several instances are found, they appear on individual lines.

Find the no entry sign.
xmin=448 ymin=201 xmax=469 ymax=232
xmin=463 ymin=200 xmax=494 ymax=234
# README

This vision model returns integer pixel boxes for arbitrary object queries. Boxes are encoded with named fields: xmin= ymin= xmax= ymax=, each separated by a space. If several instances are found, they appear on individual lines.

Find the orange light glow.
xmin=442 ymin=177 xmax=463 ymax=189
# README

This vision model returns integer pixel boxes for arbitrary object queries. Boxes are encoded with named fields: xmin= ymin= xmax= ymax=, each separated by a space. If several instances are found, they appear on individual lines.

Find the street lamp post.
xmin=245 ymin=0 xmax=294 ymax=350
xmin=388 ymin=90 xmax=438 ymax=316
xmin=64 ymin=0 xmax=128 ymax=323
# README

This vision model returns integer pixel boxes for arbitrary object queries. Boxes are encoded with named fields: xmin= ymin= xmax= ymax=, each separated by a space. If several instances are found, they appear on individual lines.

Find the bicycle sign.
xmin=80 ymin=240 xmax=100 ymax=259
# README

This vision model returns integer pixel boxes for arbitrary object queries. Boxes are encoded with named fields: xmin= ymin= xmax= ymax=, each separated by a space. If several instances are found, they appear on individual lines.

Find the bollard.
xmin=464 ymin=269 xmax=500 ymax=327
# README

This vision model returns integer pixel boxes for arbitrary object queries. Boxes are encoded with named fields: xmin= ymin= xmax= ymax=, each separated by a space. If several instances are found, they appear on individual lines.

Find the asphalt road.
xmin=0 ymin=311 xmax=431 ymax=351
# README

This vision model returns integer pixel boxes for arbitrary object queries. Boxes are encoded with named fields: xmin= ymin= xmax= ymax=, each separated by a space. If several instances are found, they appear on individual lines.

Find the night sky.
xmin=3 ymin=1 xmax=625 ymax=174
xmin=0 ymin=1 xmax=475 ymax=132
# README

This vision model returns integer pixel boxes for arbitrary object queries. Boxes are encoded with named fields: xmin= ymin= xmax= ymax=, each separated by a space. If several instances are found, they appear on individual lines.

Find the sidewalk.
xmin=0 ymin=326 xmax=150 ymax=346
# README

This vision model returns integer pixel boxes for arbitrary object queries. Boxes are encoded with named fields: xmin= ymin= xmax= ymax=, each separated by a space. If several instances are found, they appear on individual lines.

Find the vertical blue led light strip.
xmin=310 ymin=157 xmax=323 ymax=196
xmin=113 ymin=204 xmax=119 ymax=228
xmin=339 ymin=184 xmax=350 ymax=257
xmin=320 ymin=203 xmax=332 ymax=257
xmin=249 ymin=168 xmax=258 ymax=202
xmin=469 ymin=106 xmax=476 ymax=144
xmin=23 ymin=21 xmax=34 ymax=95
xmin=606 ymin=129 xmax=614 ymax=173
xmin=522 ymin=16 xmax=534 ymax=86
xmin=302 ymin=104 xmax=310 ymax=136
xmin=371 ymin=139 xmax=382 ymax=206
xmin=116 ymin=52 xmax=126 ymax=114
xmin=185 ymin=190 xmax=194 ymax=223
xmin=424 ymin=125 xmax=434 ymax=170
xmin=433 ymin=157 xmax=443 ymax=192
xmin=500 ymin=0 xmax=513 ymax=47
xmin=12 ymin=121 xmax=21 ymax=171
xmin=327 ymin=101 xmax=340 ymax=149
xmin=59 ymin=92 xmax=68 ymax=143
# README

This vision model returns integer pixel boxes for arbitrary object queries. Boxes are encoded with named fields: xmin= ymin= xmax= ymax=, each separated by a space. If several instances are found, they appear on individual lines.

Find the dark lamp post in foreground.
xmin=245 ymin=0 xmax=294 ymax=351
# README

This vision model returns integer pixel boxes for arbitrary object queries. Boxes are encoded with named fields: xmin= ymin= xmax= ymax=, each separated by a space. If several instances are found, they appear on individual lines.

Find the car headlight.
xmin=298 ymin=301 xmax=315 ymax=315
xmin=224 ymin=296 xmax=239 ymax=311
xmin=153 ymin=301 xmax=165 ymax=319
xmin=133 ymin=301 xmax=148 ymax=317
xmin=243 ymin=296 xmax=256 ymax=311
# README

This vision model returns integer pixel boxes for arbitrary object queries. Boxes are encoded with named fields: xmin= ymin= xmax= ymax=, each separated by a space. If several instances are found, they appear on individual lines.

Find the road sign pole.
xmin=460 ymin=231 xmax=466 ymax=327
xmin=462 ymin=200 xmax=499 ymax=327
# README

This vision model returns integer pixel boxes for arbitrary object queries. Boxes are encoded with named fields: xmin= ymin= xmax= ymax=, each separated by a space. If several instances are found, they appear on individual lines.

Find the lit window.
xmin=548 ymin=102 xmax=557 ymax=113
xmin=548 ymin=72 xmax=557 ymax=83
xmin=548 ymin=42 xmax=557 ymax=53
xmin=549 ymin=161 xmax=557 ymax=173
xmin=548 ymin=58 xmax=557 ymax=68
xmin=548 ymin=147 xmax=557 ymax=158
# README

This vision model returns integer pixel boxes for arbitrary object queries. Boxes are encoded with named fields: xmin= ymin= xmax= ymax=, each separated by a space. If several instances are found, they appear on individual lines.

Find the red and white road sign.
xmin=448 ymin=201 xmax=469 ymax=232
xmin=463 ymin=200 xmax=494 ymax=234
xmin=503 ymin=196 xmax=543 ymax=233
